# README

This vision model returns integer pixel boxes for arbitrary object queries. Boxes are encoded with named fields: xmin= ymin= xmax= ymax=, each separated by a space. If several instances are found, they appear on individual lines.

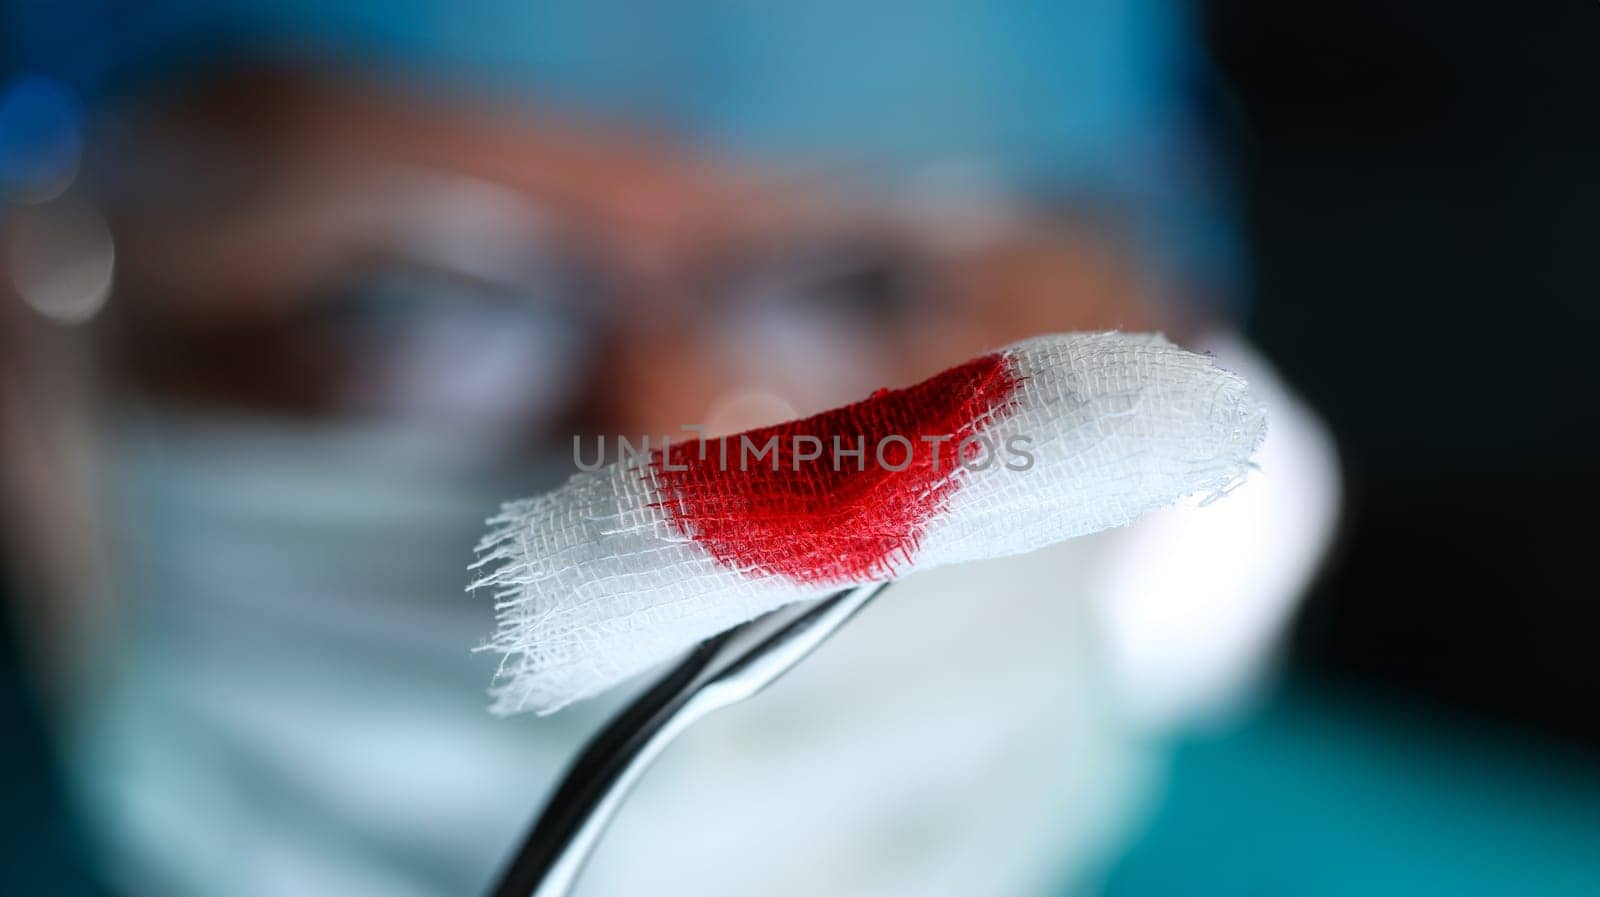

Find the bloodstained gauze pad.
xmin=471 ymin=332 xmax=1267 ymax=714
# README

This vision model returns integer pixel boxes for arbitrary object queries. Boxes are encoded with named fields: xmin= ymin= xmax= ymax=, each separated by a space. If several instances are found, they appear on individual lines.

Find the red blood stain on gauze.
xmin=651 ymin=353 xmax=1022 ymax=585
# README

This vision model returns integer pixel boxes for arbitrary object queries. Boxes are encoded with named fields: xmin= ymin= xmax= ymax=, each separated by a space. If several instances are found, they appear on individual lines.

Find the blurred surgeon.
xmin=0 ymin=3 xmax=1337 ymax=896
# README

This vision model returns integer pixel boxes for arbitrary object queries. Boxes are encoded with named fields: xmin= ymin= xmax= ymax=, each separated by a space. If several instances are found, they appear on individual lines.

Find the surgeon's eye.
xmin=721 ymin=237 xmax=926 ymax=326
xmin=304 ymin=265 xmax=601 ymax=433
xmin=114 ymin=258 xmax=604 ymax=441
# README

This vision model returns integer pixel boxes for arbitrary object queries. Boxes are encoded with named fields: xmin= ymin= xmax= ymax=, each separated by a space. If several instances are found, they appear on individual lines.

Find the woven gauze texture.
xmin=471 ymin=332 xmax=1266 ymax=714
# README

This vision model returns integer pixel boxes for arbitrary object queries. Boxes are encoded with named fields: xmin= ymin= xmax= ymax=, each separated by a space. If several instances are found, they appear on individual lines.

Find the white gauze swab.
xmin=471 ymin=331 xmax=1266 ymax=714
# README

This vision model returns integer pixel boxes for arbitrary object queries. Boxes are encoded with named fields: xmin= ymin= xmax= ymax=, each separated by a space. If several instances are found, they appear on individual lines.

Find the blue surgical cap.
xmin=5 ymin=0 xmax=1245 ymax=308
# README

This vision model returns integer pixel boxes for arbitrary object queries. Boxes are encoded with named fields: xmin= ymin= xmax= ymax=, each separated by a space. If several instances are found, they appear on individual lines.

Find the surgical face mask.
xmin=62 ymin=405 xmax=1159 ymax=897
